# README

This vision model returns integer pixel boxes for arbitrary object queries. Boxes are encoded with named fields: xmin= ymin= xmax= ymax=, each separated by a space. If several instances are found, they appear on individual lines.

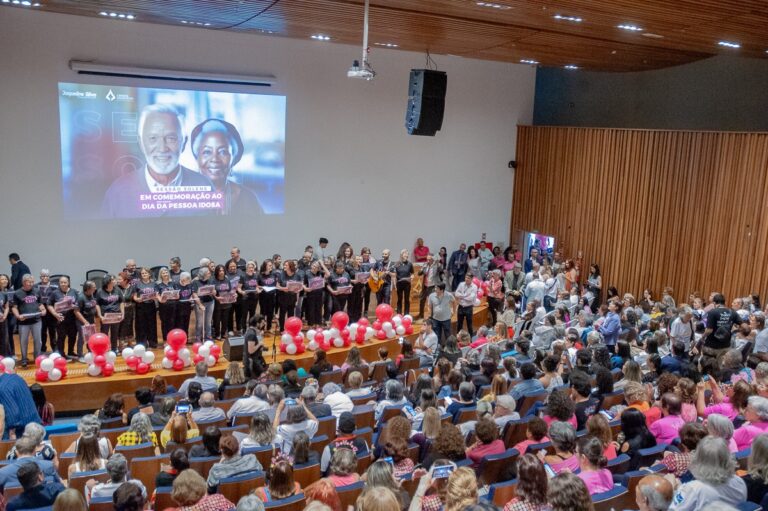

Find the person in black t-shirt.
xmin=327 ymin=261 xmax=352 ymax=314
xmin=701 ymin=293 xmax=742 ymax=362
xmin=243 ymin=315 xmax=267 ymax=378
xmin=47 ymin=276 xmax=79 ymax=358
xmin=193 ymin=267 xmax=215 ymax=343
xmin=276 ymin=260 xmax=302 ymax=331
xmin=74 ymin=281 xmax=98 ymax=360
xmin=393 ymin=250 xmax=414 ymax=315
xmin=156 ymin=268 xmax=178 ymax=343
xmin=36 ymin=270 xmax=58 ymax=353
xmin=212 ymin=264 xmax=234 ymax=341
xmin=257 ymin=260 xmax=278 ymax=331
xmin=11 ymin=274 xmax=47 ymax=367
xmin=240 ymin=261 xmax=261 ymax=330
xmin=225 ymin=260 xmax=245 ymax=335
xmin=96 ymin=274 xmax=124 ymax=351
xmin=346 ymin=257 xmax=365 ymax=323
xmin=133 ymin=267 xmax=158 ymax=348
xmin=304 ymin=261 xmax=327 ymax=328
xmin=359 ymin=247 xmax=376 ymax=317
xmin=174 ymin=272 xmax=198 ymax=335
xmin=116 ymin=272 xmax=135 ymax=346
xmin=0 ymin=274 xmax=10 ymax=357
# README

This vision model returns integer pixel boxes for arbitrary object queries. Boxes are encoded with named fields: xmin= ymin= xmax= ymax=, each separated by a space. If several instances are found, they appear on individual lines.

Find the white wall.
xmin=0 ymin=7 xmax=535 ymax=280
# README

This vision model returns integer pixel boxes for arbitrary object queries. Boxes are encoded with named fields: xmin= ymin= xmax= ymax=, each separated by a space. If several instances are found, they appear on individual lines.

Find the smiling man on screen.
xmin=101 ymin=104 xmax=216 ymax=218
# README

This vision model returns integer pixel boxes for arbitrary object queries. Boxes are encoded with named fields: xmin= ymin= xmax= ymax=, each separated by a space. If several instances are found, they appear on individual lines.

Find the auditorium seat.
xmin=736 ymin=502 xmax=762 ymax=511
xmin=637 ymin=444 xmax=667 ymax=467
xmin=114 ymin=442 xmax=156 ymax=463
xmin=216 ymin=398 xmax=239 ymax=415
xmin=293 ymin=462 xmax=321 ymax=489
xmin=380 ymin=405 xmax=405 ymax=424
xmin=101 ymin=427 xmax=129 ymax=447
xmin=591 ymin=486 xmax=634 ymax=511
xmin=58 ymin=452 xmax=76 ymax=480
xmin=309 ymin=435 xmax=330 ymax=456
xmin=349 ymin=392 xmax=377 ymax=407
xmin=599 ymin=390 xmax=625 ymax=411
xmin=606 ymin=454 xmax=631 ymax=475
xmin=736 ymin=448 xmax=751 ymax=470
xmin=502 ymin=417 xmax=533 ymax=449
xmin=336 ymin=481 xmax=365 ymax=509
xmin=164 ymin=437 xmax=203 ymax=454
xmin=4 ymin=485 xmax=23 ymax=501
xmin=441 ymin=413 xmax=453 ymax=426
xmin=315 ymin=415 xmax=337 ymax=441
xmin=89 ymin=496 xmax=114 ymax=511
xmin=242 ymin=444 xmax=277 ymax=474
xmin=351 ymin=405 xmax=375 ymax=430
xmin=406 ymin=443 xmax=420 ymax=465
xmin=69 ymin=469 xmax=110 ymax=496
xmin=196 ymin=418 xmax=229 ymax=430
xmin=85 ymin=269 xmax=108 ymax=290
xmin=524 ymin=441 xmax=554 ymax=455
xmin=609 ymin=419 xmax=622 ymax=440
xmin=622 ymin=465 xmax=667 ymax=494
xmin=486 ymin=479 xmax=518 ymax=507
xmin=353 ymin=427 xmax=373 ymax=447
xmin=398 ymin=357 xmax=420 ymax=374
xmin=318 ymin=369 xmax=343 ymax=386
xmin=217 ymin=471 xmax=265 ymax=503
xmin=49 ymin=431 xmax=79 ymax=454
xmin=479 ymin=385 xmax=492 ymax=398
xmin=453 ymin=406 xmax=478 ymax=425
xmin=233 ymin=413 xmax=259 ymax=427
xmin=99 ymin=416 xmax=125 ymax=428
xmin=516 ymin=391 xmax=548 ymax=416
xmin=264 ymin=494 xmax=306 ymax=511
xmin=356 ymin=453 xmax=372 ymax=474
xmin=155 ymin=485 xmax=175 ymax=511
xmin=220 ymin=425 xmax=248 ymax=437
xmin=369 ymin=363 xmax=388 ymax=382
xmin=221 ymin=384 xmax=247 ymax=400
xmin=478 ymin=449 xmax=520 ymax=486
xmin=189 ymin=455 xmax=219 ymax=479
xmin=130 ymin=454 xmax=169 ymax=495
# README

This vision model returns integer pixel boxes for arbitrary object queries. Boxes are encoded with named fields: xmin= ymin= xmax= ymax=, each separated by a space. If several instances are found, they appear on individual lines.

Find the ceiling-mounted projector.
xmin=347 ymin=60 xmax=375 ymax=80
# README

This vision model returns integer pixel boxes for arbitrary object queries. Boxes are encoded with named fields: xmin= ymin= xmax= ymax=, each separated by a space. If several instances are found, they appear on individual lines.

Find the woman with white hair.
xmin=706 ymin=414 xmax=738 ymax=453
xmin=742 ymin=434 xmax=768 ymax=505
xmin=322 ymin=382 xmax=353 ymax=418
xmin=375 ymin=380 xmax=407 ymax=422
xmin=733 ymin=396 xmax=768 ymax=451
xmin=5 ymin=422 xmax=58 ymax=466
xmin=65 ymin=414 xmax=113 ymax=458
xmin=115 ymin=413 xmax=160 ymax=455
xmin=669 ymin=437 xmax=747 ymax=510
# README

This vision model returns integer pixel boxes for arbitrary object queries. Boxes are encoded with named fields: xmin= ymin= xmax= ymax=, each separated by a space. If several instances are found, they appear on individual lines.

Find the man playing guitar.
xmin=371 ymin=249 xmax=395 ymax=308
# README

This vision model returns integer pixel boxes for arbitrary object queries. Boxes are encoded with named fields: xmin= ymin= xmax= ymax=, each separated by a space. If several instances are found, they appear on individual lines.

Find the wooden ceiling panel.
xmin=9 ymin=0 xmax=768 ymax=71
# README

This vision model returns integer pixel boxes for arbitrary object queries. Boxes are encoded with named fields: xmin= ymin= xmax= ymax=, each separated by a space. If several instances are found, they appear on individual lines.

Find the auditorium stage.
xmin=17 ymin=306 xmax=489 ymax=414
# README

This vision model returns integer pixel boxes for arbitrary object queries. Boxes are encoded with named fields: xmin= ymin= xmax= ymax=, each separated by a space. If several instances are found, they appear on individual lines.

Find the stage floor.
xmin=12 ymin=306 xmax=489 ymax=414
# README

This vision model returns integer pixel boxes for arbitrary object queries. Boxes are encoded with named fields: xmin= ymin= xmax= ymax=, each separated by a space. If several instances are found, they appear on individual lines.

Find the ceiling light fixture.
xmin=642 ymin=32 xmax=664 ymax=39
xmin=553 ymin=14 xmax=582 ymax=22
xmin=476 ymin=2 xmax=512 ymax=10
xmin=520 ymin=59 xmax=539 ymax=65
xmin=180 ymin=20 xmax=210 ymax=26
xmin=617 ymin=24 xmax=643 ymax=32
xmin=374 ymin=42 xmax=398 ymax=48
xmin=99 ymin=11 xmax=134 ymax=19
xmin=564 ymin=65 xmax=579 ymax=70
xmin=718 ymin=41 xmax=741 ymax=48
xmin=311 ymin=34 xmax=331 ymax=41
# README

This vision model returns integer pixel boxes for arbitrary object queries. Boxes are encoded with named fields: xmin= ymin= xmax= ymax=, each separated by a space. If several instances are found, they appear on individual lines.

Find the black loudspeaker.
xmin=405 ymin=69 xmax=447 ymax=136
xmin=223 ymin=336 xmax=244 ymax=361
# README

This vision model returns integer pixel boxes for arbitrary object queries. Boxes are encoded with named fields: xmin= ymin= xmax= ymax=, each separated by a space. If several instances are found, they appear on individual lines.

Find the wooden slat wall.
xmin=511 ymin=126 xmax=768 ymax=303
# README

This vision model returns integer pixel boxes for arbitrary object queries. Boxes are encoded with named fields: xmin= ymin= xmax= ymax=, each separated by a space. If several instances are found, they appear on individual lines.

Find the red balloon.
xmin=295 ymin=343 xmax=305 ymax=354
xmin=376 ymin=329 xmax=387 ymax=340
xmin=167 ymin=329 xmax=187 ymax=350
xmin=314 ymin=332 xmax=325 ymax=344
xmin=477 ymin=290 xmax=485 ymax=298
xmin=87 ymin=333 xmax=110 ymax=355
xmin=280 ymin=343 xmax=288 ymax=353
xmin=472 ymin=277 xmax=481 ymax=286
xmin=35 ymin=369 xmax=48 ymax=382
xmin=136 ymin=362 xmax=150 ymax=375
xmin=405 ymin=326 xmax=414 ymax=335
xmin=59 ymin=367 xmax=67 ymax=378
xmin=284 ymin=316 xmax=303 ymax=336
xmin=93 ymin=355 xmax=106 ymax=367
xmin=402 ymin=317 xmax=412 ymax=328
xmin=358 ymin=318 xmax=370 ymax=327
xmin=293 ymin=335 xmax=303 ymax=345
xmin=375 ymin=304 xmax=394 ymax=322
xmin=209 ymin=345 xmax=221 ymax=357
xmin=191 ymin=342 xmax=202 ymax=354
xmin=343 ymin=337 xmax=351 ymax=347
xmin=35 ymin=355 xmax=47 ymax=368
xmin=165 ymin=348 xmax=178 ymax=361
xmin=193 ymin=354 xmax=205 ymax=364
xmin=53 ymin=357 xmax=67 ymax=370
xmin=356 ymin=336 xmax=366 ymax=345
xmin=340 ymin=328 xmax=350 ymax=340
xmin=102 ymin=363 xmax=114 ymax=377
xmin=331 ymin=311 xmax=349 ymax=330
xmin=357 ymin=326 xmax=367 ymax=338
xmin=125 ymin=355 xmax=139 ymax=368
xmin=173 ymin=359 xmax=185 ymax=371
xmin=320 ymin=340 xmax=331 ymax=351
xmin=372 ymin=320 xmax=382 ymax=331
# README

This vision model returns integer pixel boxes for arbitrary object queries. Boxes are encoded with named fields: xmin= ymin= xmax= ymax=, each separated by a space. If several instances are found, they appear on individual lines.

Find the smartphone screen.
xmin=543 ymin=463 xmax=556 ymax=478
xmin=383 ymin=457 xmax=394 ymax=465
xmin=176 ymin=404 xmax=190 ymax=414
xmin=432 ymin=464 xmax=455 ymax=479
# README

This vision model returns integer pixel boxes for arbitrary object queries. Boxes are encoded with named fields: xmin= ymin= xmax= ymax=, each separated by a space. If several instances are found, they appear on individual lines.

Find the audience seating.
xmin=315 ymin=415 xmax=337 ymax=441
xmin=502 ymin=417 xmax=533 ymax=449
xmin=155 ymin=485 xmax=175 ymax=511
xmin=479 ymin=385 xmax=492 ymax=398
xmin=525 ymin=441 xmax=554 ymax=455
xmin=591 ymin=486 xmax=635 ymax=511
xmin=242 ymin=444 xmax=277 ymax=473
xmin=636 ymin=444 xmax=668 ymax=468
xmin=309 ymin=435 xmax=330 ymax=456
xmin=356 ymin=453 xmax=372 ymax=474
xmin=441 ymin=413 xmax=453 ymax=426
xmin=69 ymin=469 xmax=110 ymax=496
xmin=114 ymin=442 xmax=157 ymax=463
xmin=622 ymin=465 xmax=667 ymax=494
xmin=220 ymin=425 xmax=248 ymax=437
xmin=164 ymin=437 xmax=203 ymax=454
xmin=351 ymin=405 xmax=375 ymax=430
xmin=380 ymin=405 xmax=405 ymax=424
xmin=336 ymin=481 xmax=365 ymax=509
xmin=606 ymin=454 xmax=631 ymax=475
xmin=217 ymin=471 xmax=266 ymax=503
xmin=599 ymin=390 xmax=625 ymax=411
xmin=122 ymin=394 xmax=139 ymax=411
xmin=353 ymin=427 xmax=373 ymax=447
xmin=88 ymin=496 xmax=114 ymax=511
xmin=399 ymin=474 xmax=419 ymax=497
xmin=99 ymin=416 xmax=125 ymax=428
xmin=736 ymin=503 xmax=762 ymax=511
xmin=318 ymin=369 xmax=343 ymax=386
xmin=130 ymin=454 xmax=169 ymax=495
xmin=293 ymin=463 xmax=321 ymax=489
xmin=405 ymin=443 xmax=420 ymax=465
xmin=398 ymin=357 xmax=420 ymax=374
xmin=49 ymin=431 xmax=79 ymax=454
xmin=736 ymin=448 xmax=751 ymax=470
xmin=609 ymin=419 xmax=622 ymax=440
xmin=101 ymin=427 xmax=129 ymax=447
xmin=453 ymin=406 xmax=478 ymax=425
xmin=216 ymin=398 xmax=239 ymax=415
xmin=478 ymin=448 xmax=520 ymax=485
xmin=221 ymin=384 xmax=247 ymax=400
xmin=517 ymin=391 xmax=548 ymax=416
xmin=196 ymin=418 xmax=229 ymax=430
xmin=189 ymin=455 xmax=219 ymax=479
xmin=233 ymin=413 xmax=259 ymax=427
xmin=349 ymin=392 xmax=377 ymax=407
xmin=264 ymin=494 xmax=306 ymax=511
xmin=58 ymin=451 xmax=76 ymax=480
xmin=486 ymin=479 xmax=518 ymax=507
xmin=369 ymin=363 xmax=388 ymax=382
xmin=4 ymin=485 xmax=23 ymax=500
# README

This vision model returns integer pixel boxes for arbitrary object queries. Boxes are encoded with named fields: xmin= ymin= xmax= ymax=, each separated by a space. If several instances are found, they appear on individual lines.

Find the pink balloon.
xmin=125 ymin=355 xmax=139 ymax=368
xmin=405 ymin=326 xmax=414 ymax=335
xmin=402 ymin=317 xmax=412 ymax=328
xmin=167 ymin=329 xmax=187 ymax=350
xmin=295 ymin=343 xmax=305 ymax=354
xmin=93 ymin=355 xmax=106 ymax=367
xmin=102 ymin=363 xmax=114 ymax=377
xmin=285 ymin=316 xmax=303 ymax=336
xmin=210 ymin=345 xmax=221 ymax=357
xmin=136 ymin=362 xmax=150 ymax=375
xmin=35 ymin=369 xmax=48 ymax=382
xmin=477 ymin=290 xmax=485 ymax=298
xmin=280 ymin=343 xmax=288 ymax=353
xmin=376 ymin=330 xmax=387 ymax=340
xmin=358 ymin=318 xmax=370 ymax=327
xmin=173 ymin=359 xmax=185 ymax=371
xmin=340 ymin=328 xmax=350 ymax=340
xmin=35 ymin=355 xmax=47 ymax=368
xmin=166 ymin=348 xmax=178 ymax=361
xmin=293 ymin=335 xmax=304 ymax=345
xmin=53 ymin=357 xmax=68 ymax=370
xmin=191 ymin=342 xmax=202 ymax=354
xmin=88 ymin=333 xmax=111 ymax=355
xmin=331 ymin=311 xmax=349 ymax=330
xmin=373 ymin=320 xmax=382 ymax=331
xmin=193 ymin=354 xmax=205 ymax=364
xmin=314 ymin=332 xmax=325 ymax=344
xmin=375 ymin=304 xmax=394 ymax=322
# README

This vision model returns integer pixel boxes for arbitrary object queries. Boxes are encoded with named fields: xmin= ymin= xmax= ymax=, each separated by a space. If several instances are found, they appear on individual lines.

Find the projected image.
xmin=58 ymin=83 xmax=286 ymax=218
xmin=526 ymin=233 xmax=555 ymax=261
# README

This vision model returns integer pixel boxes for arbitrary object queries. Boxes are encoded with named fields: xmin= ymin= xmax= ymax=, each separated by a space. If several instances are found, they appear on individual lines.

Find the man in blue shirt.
xmin=509 ymin=363 xmax=544 ymax=402
xmin=660 ymin=340 xmax=689 ymax=376
xmin=598 ymin=300 xmax=622 ymax=347
xmin=6 ymin=461 xmax=65 ymax=511
xmin=447 ymin=244 xmax=468 ymax=292
xmin=0 ymin=437 xmax=61 ymax=490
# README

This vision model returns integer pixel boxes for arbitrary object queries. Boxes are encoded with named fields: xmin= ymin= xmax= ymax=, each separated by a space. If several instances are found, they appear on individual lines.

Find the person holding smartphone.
xmin=160 ymin=407 xmax=199 ymax=448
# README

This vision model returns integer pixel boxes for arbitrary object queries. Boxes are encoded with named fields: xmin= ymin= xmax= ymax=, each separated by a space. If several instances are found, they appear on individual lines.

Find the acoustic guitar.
xmin=368 ymin=270 xmax=387 ymax=293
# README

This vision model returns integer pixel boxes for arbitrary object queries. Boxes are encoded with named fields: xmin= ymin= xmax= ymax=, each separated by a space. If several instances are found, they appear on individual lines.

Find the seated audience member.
xmin=364 ymin=460 xmax=410 ymax=510
xmin=538 ymin=354 xmax=564 ymax=392
xmin=5 ymin=422 xmax=57 ymax=464
xmin=170 ymin=469 xmax=234 ymax=511
xmin=669 ymin=437 xmax=747 ymax=510
xmin=303 ymin=479 xmax=342 ymax=511
xmin=155 ymin=448 xmax=189 ymax=488
xmin=615 ymin=360 xmax=643 ymax=391
xmin=327 ymin=447 xmax=360 ymax=486
xmin=697 ymin=376 xmax=753 ymax=421
xmin=253 ymin=456 xmax=301 ymax=502
xmin=575 ymin=436 xmax=612 ymax=495
xmin=471 ymin=357 xmax=498 ymax=389
xmin=207 ymin=435 xmax=262 ymax=493
xmin=302 ymin=385 xmax=332 ymax=418
xmin=413 ymin=466 xmax=478 ymax=511
xmin=191 ymin=391 xmax=226 ymax=423
xmin=152 ymin=398 xmax=177 ymax=427
xmin=115 ymin=413 xmax=159 ymax=455
xmin=542 ymin=388 xmax=577 ymax=429
xmin=112 ymin=481 xmax=145 ymax=511
xmin=502 ymin=454 xmax=549 ymax=511
xmin=151 ymin=374 xmax=178 ymax=397
xmin=282 ymin=370 xmax=303 ymax=399
xmin=239 ymin=413 xmax=274 ymax=451
xmin=478 ymin=394 xmax=519 ymax=432
xmin=510 ymin=363 xmax=544 ymax=402
xmin=273 ymin=399 xmax=319 ymax=452
xmin=227 ymin=381 xmax=270 ymax=420
xmin=706 ymin=413 xmax=738 ymax=453
xmin=186 ymin=382 xmax=204 ymax=410
xmin=512 ymin=417 xmax=550 ymax=455
xmin=96 ymin=393 xmax=126 ymax=426
xmin=357 ymin=487 xmax=400 ymax=511
xmin=623 ymin=381 xmax=661 ymax=426
xmin=68 ymin=434 xmax=106 ymax=479
xmin=341 ymin=346 xmax=369 ymax=377
xmin=660 ymin=341 xmax=689 ymax=376
xmin=742 ymin=433 xmax=768 ymax=504
xmin=126 ymin=387 xmax=155 ymax=423
xmin=218 ymin=362 xmax=245 ymax=399
xmin=465 ymin=417 xmax=505 ymax=470
xmin=733 ymin=396 xmax=768 ymax=451
xmin=569 ymin=370 xmax=599 ymax=431
xmin=291 ymin=431 xmax=319 ymax=466
xmin=321 ymin=411 xmax=369 ymax=473
xmin=675 ymin=378 xmax=698 ymax=423
xmin=0 ymin=437 xmax=60 ymax=488
xmin=422 ymin=424 xmax=467 ymax=469
xmin=322 ymin=382 xmax=354 ymax=418
xmin=6 ymin=461 xmax=65 ymax=511
xmin=189 ymin=426 xmax=222 ymax=458
xmin=178 ymin=361 xmax=218 ymax=396
xmin=590 ymin=366 xmax=615 ymax=410
xmin=586 ymin=414 xmax=617 ymax=460
xmin=383 ymin=437 xmax=415 ymax=478
xmin=88 ymin=453 xmax=147 ymax=503
xmin=446 ymin=382 xmax=477 ymax=423
xmin=615 ymin=408 xmax=657 ymax=471
xmin=345 ymin=371 xmax=370 ymax=398
xmin=659 ymin=422 xmax=707 ymax=477
xmin=160 ymin=410 xmax=199 ymax=448
xmin=65 ymin=414 xmax=113 ymax=459
xmin=52 ymin=488 xmax=87 ymax=511
xmin=375 ymin=380 xmax=408 ymax=422
xmin=309 ymin=349 xmax=335 ymax=379
xmin=649 ymin=393 xmax=685 ymax=445
xmin=539 ymin=421 xmax=579 ymax=474
xmin=546 ymin=472 xmax=593 ymax=511
xmin=635 ymin=474 xmax=674 ymax=511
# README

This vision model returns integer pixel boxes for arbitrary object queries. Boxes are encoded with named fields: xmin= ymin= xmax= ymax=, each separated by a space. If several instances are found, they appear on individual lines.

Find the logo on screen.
xmin=106 ymin=89 xmax=116 ymax=101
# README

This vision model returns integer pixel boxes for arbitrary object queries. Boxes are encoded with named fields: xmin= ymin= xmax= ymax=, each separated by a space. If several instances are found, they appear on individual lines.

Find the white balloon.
xmin=87 ymin=364 xmax=102 ymax=376
xmin=349 ymin=329 xmax=357 ymax=341
xmin=323 ymin=330 xmax=332 ymax=341
xmin=40 ymin=359 xmax=54 ymax=372
xmin=474 ymin=298 xmax=481 ymax=306
xmin=393 ymin=316 xmax=402 ymax=326
xmin=382 ymin=322 xmax=393 ymax=332
xmin=330 ymin=328 xmax=340 ymax=339
xmin=179 ymin=348 xmax=191 ymax=361
xmin=365 ymin=327 xmax=375 ymax=340
xmin=49 ymin=368 xmax=62 ymax=381
xmin=396 ymin=325 xmax=406 ymax=335
xmin=161 ymin=357 xmax=174 ymax=369
xmin=121 ymin=348 xmax=134 ymax=359
xmin=133 ymin=345 xmax=146 ymax=357
xmin=206 ymin=355 xmax=217 ymax=367
xmin=281 ymin=334 xmax=293 ymax=345
xmin=333 ymin=338 xmax=344 ymax=348
xmin=306 ymin=329 xmax=317 ymax=341
xmin=404 ymin=315 xmax=413 ymax=323
xmin=307 ymin=340 xmax=319 ymax=351
xmin=349 ymin=323 xmax=358 ymax=332
xmin=286 ymin=343 xmax=297 ymax=355
xmin=49 ymin=352 xmax=62 ymax=360
xmin=105 ymin=351 xmax=117 ymax=364
xmin=83 ymin=352 xmax=94 ymax=365
xmin=142 ymin=351 xmax=155 ymax=364
xmin=183 ymin=358 xmax=192 ymax=367
xmin=204 ymin=340 xmax=214 ymax=347
xmin=1 ymin=358 xmax=15 ymax=371
xmin=198 ymin=346 xmax=210 ymax=358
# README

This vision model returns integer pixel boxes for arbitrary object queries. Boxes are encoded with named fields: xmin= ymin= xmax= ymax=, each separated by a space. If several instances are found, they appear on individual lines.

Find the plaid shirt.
xmin=173 ymin=494 xmax=234 ymax=511
xmin=660 ymin=451 xmax=691 ymax=477
xmin=116 ymin=431 xmax=158 ymax=447
xmin=421 ymin=494 xmax=443 ymax=511
xmin=503 ymin=498 xmax=549 ymax=511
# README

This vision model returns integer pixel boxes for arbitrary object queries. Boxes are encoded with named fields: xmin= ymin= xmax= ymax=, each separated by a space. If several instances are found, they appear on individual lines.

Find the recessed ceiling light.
xmin=6 ymin=0 xmax=39 ymax=5
xmin=564 ymin=65 xmax=579 ymax=70
xmin=311 ymin=34 xmax=331 ymax=41
xmin=180 ymin=20 xmax=209 ymax=26
xmin=642 ymin=32 xmax=664 ymax=39
xmin=476 ymin=2 xmax=512 ymax=10
xmin=100 ymin=11 xmax=135 ymax=20
xmin=520 ymin=59 xmax=539 ymax=65
xmin=553 ymin=14 xmax=582 ymax=23
xmin=374 ymin=42 xmax=399 ymax=48
xmin=617 ymin=24 xmax=643 ymax=32
xmin=718 ymin=41 xmax=741 ymax=48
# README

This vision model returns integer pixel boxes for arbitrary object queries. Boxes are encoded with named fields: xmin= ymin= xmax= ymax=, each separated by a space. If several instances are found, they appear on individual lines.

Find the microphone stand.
xmin=272 ymin=329 xmax=279 ymax=364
